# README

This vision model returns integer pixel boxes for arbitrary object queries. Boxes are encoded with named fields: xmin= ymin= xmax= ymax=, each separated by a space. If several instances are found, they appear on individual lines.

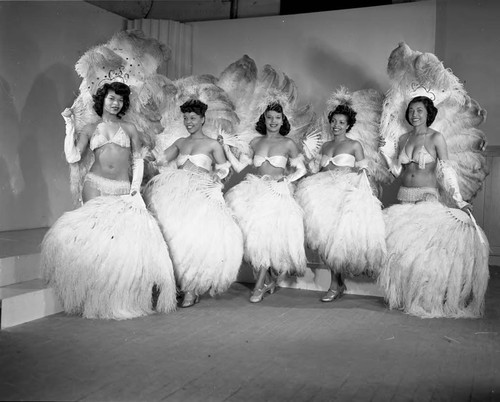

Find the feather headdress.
xmin=255 ymin=87 xmax=294 ymax=118
xmin=326 ymin=86 xmax=354 ymax=112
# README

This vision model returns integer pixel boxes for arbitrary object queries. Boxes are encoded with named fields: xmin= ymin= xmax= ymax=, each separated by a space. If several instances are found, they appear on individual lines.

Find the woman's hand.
xmin=461 ymin=203 xmax=473 ymax=214
xmin=61 ymin=107 xmax=74 ymax=119
xmin=144 ymin=152 xmax=156 ymax=163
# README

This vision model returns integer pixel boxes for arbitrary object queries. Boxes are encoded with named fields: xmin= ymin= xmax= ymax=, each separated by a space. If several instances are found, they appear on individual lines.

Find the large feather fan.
xmin=66 ymin=29 xmax=173 ymax=204
xmin=217 ymin=55 xmax=318 ymax=158
xmin=379 ymin=42 xmax=488 ymax=202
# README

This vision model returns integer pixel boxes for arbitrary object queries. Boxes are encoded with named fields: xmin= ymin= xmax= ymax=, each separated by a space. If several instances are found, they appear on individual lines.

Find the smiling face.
xmin=183 ymin=111 xmax=204 ymax=135
xmin=103 ymin=90 xmax=124 ymax=116
xmin=408 ymin=101 xmax=428 ymax=127
xmin=330 ymin=113 xmax=349 ymax=136
xmin=264 ymin=110 xmax=283 ymax=134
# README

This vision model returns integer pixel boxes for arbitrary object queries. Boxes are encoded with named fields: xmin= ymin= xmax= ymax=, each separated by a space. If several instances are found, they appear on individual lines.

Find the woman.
xmin=143 ymin=99 xmax=243 ymax=308
xmin=41 ymin=82 xmax=177 ymax=320
xmin=378 ymin=96 xmax=489 ymax=318
xmin=224 ymin=102 xmax=308 ymax=303
xmin=295 ymin=104 xmax=386 ymax=302
xmin=66 ymin=82 xmax=143 ymax=202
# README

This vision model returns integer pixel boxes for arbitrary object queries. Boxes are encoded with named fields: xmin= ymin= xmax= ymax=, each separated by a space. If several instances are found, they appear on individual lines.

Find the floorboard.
xmin=0 ymin=271 xmax=498 ymax=402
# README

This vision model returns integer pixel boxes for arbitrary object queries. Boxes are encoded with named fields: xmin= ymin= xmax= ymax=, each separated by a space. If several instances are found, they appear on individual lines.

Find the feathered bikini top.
xmin=177 ymin=153 xmax=213 ymax=171
xmin=320 ymin=153 xmax=355 ymax=168
xmin=253 ymin=154 xmax=288 ymax=169
xmin=398 ymin=135 xmax=436 ymax=169
xmin=90 ymin=123 xmax=130 ymax=151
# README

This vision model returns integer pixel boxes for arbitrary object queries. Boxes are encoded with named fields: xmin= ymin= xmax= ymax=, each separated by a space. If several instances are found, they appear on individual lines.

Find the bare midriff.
xmin=90 ymin=144 xmax=131 ymax=181
xmin=401 ymin=161 xmax=438 ymax=188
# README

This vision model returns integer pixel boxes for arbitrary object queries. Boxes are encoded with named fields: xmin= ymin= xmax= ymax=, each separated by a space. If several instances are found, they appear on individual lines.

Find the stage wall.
xmin=2 ymin=0 xmax=499 ymax=235
xmin=0 ymin=1 xmax=124 ymax=231
xmin=191 ymin=1 xmax=436 ymax=115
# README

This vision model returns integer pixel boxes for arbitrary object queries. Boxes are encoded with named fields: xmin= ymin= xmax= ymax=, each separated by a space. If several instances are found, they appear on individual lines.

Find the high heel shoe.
xmin=181 ymin=291 xmax=200 ymax=308
xmin=320 ymin=284 xmax=347 ymax=302
xmin=249 ymin=281 xmax=277 ymax=303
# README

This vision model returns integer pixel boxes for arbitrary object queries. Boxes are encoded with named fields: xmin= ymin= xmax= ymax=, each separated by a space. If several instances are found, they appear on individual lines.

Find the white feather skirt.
xmin=295 ymin=170 xmax=386 ymax=277
xmin=41 ymin=196 xmax=177 ymax=320
xmin=144 ymin=169 xmax=243 ymax=296
xmin=225 ymin=174 xmax=307 ymax=276
xmin=378 ymin=201 xmax=489 ymax=318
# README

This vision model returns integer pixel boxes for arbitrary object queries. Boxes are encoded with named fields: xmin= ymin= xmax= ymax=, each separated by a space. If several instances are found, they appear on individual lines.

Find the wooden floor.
xmin=0 ymin=269 xmax=499 ymax=402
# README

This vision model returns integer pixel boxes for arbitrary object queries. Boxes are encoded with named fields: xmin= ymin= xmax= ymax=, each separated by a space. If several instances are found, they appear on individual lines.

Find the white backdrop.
xmin=191 ymin=1 xmax=436 ymax=115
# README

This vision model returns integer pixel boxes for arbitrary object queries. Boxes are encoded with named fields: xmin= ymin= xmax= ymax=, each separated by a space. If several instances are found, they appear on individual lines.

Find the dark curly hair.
xmin=93 ymin=82 xmax=131 ymax=119
xmin=327 ymin=104 xmax=357 ymax=133
xmin=180 ymin=99 xmax=208 ymax=117
xmin=405 ymin=96 xmax=438 ymax=127
xmin=255 ymin=103 xmax=291 ymax=136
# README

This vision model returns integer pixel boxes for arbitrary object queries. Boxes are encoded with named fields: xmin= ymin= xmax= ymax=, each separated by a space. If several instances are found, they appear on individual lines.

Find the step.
xmin=0 ymin=278 xmax=62 ymax=329
xmin=0 ymin=227 xmax=48 ymax=258
xmin=0 ymin=253 xmax=41 ymax=287
xmin=0 ymin=227 xmax=47 ymax=287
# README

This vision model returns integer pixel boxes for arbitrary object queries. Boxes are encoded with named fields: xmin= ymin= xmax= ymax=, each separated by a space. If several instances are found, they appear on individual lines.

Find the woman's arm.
xmin=74 ymin=126 xmax=91 ymax=158
xmin=127 ymin=124 xmax=146 ymax=197
xmin=223 ymin=143 xmax=252 ymax=173
xmin=353 ymin=141 xmax=369 ymax=173
xmin=308 ymin=142 xmax=327 ymax=174
xmin=284 ymin=139 xmax=307 ymax=182
xmin=162 ymin=139 xmax=182 ymax=166
xmin=212 ymin=141 xmax=231 ymax=180
xmin=379 ymin=134 xmax=403 ymax=177
xmin=62 ymin=108 xmax=90 ymax=163
xmin=434 ymin=131 xmax=471 ymax=211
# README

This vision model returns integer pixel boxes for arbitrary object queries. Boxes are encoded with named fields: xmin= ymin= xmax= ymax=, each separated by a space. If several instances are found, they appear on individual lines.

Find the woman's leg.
xmin=335 ymin=273 xmax=347 ymax=297
xmin=321 ymin=270 xmax=347 ymax=302
xmin=181 ymin=290 xmax=199 ymax=308
xmin=254 ymin=267 xmax=269 ymax=291
xmin=82 ymin=180 xmax=101 ymax=203
xmin=250 ymin=268 xmax=276 ymax=303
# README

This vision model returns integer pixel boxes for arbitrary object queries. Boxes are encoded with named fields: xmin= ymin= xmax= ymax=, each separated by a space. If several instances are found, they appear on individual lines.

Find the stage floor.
xmin=0 ymin=270 xmax=499 ymax=402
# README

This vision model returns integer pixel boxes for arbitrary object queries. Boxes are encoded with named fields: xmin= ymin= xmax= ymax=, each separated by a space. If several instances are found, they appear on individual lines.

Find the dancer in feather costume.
xmin=295 ymin=87 xmax=387 ymax=302
xmin=377 ymin=42 xmax=489 ymax=318
xmin=41 ymin=30 xmax=177 ymax=319
xmin=143 ymin=98 xmax=243 ymax=308
xmin=221 ymin=56 xmax=315 ymax=303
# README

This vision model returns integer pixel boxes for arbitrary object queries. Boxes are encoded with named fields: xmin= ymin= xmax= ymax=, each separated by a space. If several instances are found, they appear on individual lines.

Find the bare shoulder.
xmin=81 ymin=122 xmax=97 ymax=138
xmin=250 ymin=136 xmax=261 ymax=145
xmin=431 ymin=130 xmax=448 ymax=151
xmin=121 ymin=121 xmax=139 ymax=136
xmin=320 ymin=140 xmax=336 ymax=155
xmin=320 ymin=140 xmax=332 ymax=152
xmin=429 ymin=128 xmax=443 ymax=141
xmin=350 ymin=138 xmax=363 ymax=149
xmin=398 ymin=132 xmax=411 ymax=146
xmin=284 ymin=136 xmax=299 ymax=150
xmin=250 ymin=136 xmax=262 ymax=149
xmin=174 ymin=137 xmax=187 ymax=147
xmin=208 ymin=137 xmax=223 ymax=150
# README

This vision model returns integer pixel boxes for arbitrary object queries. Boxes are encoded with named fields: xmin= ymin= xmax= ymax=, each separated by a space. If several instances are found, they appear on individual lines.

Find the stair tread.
xmin=0 ymin=228 xmax=48 ymax=258
xmin=0 ymin=278 xmax=49 ymax=300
